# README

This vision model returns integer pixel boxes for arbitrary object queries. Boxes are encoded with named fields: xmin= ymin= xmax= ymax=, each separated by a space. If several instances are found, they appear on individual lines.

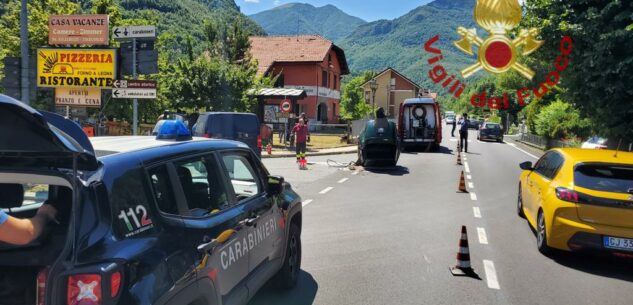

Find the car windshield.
xmin=575 ymin=164 xmax=633 ymax=193
xmin=485 ymin=124 xmax=500 ymax=129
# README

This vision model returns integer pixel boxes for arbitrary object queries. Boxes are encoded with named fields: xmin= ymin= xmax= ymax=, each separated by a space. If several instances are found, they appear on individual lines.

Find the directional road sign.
xmin=112 ymin=88 xmax=156 ymax=99
xmin=112 ymin=26 xmax=156 ymax=40
xmin=113 ymin=79 xmax=156 ymax=89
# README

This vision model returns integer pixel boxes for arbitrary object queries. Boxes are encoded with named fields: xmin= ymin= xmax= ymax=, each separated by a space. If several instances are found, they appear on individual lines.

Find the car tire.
xmin=274 ymin=223 xmax=301 ymax=290
xmin=517 ymin=184 xmax=525 ymax=218
xmin=536 ymin=210 xmax=552 ymax=255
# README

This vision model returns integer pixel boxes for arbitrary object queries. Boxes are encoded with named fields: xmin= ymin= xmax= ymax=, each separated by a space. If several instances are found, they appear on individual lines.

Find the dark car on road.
xmin=358 ymin=118 xmax=400 ymax=167
xmin=0 ymin=95 xmax=302 ymax=305
xmin=478 ymin=122 xmax=504 ymax=142
xmin=193 ymin=112 xmax=263 ymax=157
xmin=468 ymin=119 xmax=482 ymax=130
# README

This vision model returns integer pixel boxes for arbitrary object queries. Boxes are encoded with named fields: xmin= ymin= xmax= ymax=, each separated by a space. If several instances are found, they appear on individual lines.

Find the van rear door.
xmin=0 ymin=95 xmax=97 ymax=170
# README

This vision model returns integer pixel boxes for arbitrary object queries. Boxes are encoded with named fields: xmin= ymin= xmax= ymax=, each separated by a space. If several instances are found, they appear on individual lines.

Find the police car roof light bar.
xmin=156 ymin=120 xmax=192 ymax=141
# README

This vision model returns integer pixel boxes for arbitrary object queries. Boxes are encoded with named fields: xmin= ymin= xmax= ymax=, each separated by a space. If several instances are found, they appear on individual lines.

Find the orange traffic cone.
xmin=456 ymin=151 xmax=462 ymax=165
xmin=457 ymin=171 xmax=468 ymax=193
xmin=300 ymin=159 xmax=307 ymax=170
xmin=450 ymin=226 xmax=476 ymax=276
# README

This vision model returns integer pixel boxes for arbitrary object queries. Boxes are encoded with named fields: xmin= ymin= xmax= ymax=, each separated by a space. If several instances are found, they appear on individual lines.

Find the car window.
xmin=534 ymin=152 xmax=564 ymax=179
xmin=575 ymin=164 xmax=633 ymax=193
xmin=174 ymin=155 xmax=231 ymax=217
xmin=221 ymin=154 xmax=262 ymax=201
xmin=485 ymin=124 xmax=500 ymax=129
xmin=147 ymin=165 xmax=178 ymax=215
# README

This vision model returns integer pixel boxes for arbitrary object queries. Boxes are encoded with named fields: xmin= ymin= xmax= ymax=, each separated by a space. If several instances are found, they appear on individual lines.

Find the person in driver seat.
xmin=0 ymin=184 xmax=58 ymax=245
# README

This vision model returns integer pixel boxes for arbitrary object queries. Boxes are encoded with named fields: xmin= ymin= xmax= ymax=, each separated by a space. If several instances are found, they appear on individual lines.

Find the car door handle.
xmin=243 ymin=215 xmax=260 ymax=227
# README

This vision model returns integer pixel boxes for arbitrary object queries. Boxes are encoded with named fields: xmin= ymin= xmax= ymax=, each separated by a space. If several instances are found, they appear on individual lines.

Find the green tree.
xmin=522 ymin=0 xmax=633 ymax=142
xmin=534 ymin=99 xmax=590 ymax=140
xmin=340 ymin=71 xmax=376 ymax=120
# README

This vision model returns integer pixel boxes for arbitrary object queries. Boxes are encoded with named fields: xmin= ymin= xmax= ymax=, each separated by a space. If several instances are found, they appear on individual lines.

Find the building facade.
xmin=249 ymin=35 xmax=350 ymax=123
xmin=362 ymin=68 xmax=424 ymax=120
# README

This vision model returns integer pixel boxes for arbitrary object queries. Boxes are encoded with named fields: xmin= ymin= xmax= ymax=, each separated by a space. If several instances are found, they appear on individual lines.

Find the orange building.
xmin=249 ymin=35 xmax=350 ymax=123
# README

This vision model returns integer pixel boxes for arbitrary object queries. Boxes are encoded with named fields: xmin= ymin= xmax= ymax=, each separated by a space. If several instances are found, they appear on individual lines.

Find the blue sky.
xmin=239 ymin=0 xmax=435 ymax=21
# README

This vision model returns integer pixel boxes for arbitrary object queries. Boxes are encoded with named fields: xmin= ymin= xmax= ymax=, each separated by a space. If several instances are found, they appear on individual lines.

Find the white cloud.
xmin=244 ymin=0 xmax=260 ymax=3
xmin=274 ymin=0 xmax=281 ymax=5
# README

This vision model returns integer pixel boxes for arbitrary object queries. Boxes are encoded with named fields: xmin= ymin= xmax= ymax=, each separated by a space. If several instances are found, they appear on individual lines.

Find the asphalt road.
xmin=251 ymin=125 xmax=633 ymax=305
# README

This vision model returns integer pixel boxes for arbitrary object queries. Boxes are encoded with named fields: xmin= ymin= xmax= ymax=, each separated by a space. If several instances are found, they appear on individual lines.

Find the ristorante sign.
xmin=422 ymin=0 xmax=573 ymax=110
xmin=37 ymin=49 xmax=116 ymax=89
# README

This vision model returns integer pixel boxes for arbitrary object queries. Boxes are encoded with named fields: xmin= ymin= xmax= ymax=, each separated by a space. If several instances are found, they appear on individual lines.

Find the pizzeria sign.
xmin=37 ymin=48 xmax=116 ymax=89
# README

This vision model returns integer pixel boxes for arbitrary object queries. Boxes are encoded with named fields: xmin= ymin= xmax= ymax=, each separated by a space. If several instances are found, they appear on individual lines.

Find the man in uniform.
xmin=459 ymin=113 xmax=470 ymax=153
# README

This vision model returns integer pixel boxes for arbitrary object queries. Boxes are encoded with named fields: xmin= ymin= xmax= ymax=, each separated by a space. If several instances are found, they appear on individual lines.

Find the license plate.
xmin=603 ymin=236 xmax=633 ymax=251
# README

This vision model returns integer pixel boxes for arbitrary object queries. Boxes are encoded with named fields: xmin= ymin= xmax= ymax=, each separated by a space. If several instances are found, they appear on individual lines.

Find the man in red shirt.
xmin=292 ymin=118 xmax=310 ymax=169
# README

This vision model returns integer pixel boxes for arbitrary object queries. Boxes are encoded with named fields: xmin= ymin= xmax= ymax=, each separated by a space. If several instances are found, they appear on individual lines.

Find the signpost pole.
xmin=20 ymin=0 xmax=29 ymax=105
xmin=132 ymin=38 xmax=138 ymax=136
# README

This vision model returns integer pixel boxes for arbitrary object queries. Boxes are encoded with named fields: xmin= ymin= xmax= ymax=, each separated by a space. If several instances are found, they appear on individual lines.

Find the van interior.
xmin=0 ymin=179 xmax=73 ymax=305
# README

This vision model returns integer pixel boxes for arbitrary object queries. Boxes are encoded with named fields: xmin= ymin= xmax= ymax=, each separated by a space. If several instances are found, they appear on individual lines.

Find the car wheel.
xmin=536 ymin=210 xmax=552 ymax=255
xmin=274 ymin=223 xmax=301 ymax=289
xmin=517 ymin=184 xmax=525 ymax=218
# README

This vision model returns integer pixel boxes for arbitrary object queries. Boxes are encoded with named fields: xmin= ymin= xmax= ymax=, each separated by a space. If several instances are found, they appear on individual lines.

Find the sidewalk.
xmin=262 ymin=145 xmax=358 ymax=158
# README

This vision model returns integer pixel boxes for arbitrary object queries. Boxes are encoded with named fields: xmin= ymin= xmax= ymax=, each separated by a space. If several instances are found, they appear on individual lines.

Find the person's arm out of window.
xmin=0 ymin=205 xmax=57 ymax=245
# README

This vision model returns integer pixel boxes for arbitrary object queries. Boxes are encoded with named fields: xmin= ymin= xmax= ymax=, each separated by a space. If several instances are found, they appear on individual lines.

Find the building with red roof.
xmin=249 ymin=35 xmax=350 ymax=123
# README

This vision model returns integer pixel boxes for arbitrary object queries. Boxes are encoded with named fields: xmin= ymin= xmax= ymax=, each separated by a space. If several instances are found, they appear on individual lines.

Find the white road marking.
xmin=473 ymin=207 xmax=482 ymax=218
xmin=477 ymin=227 xmax=489 ymax=244
xmin=337 ymin=178 xmax=349 ymax=184
xmin=302 ymin=199 xmax=313 ymax=207
xmin=462 ymin=156 xmax=467 ymax=161
xmin=467 ymin=174 xmax=472 ymax=180
xmin=464 ymin=162 xmax=471 ymax=173
xmin=470 ymin=192 xmax=478 ymax=201
xmin=319 ymin=187 xmax=334 ymax=194
xmin=468 ymin=182 xmax=474 ymax=189
xmin=484 ymin=260 xmax=501 ymax=289
xmin=508 ymin=142 xmax=539 ymax=159
xmin=450 ymin=139 xmax=458 ymax=142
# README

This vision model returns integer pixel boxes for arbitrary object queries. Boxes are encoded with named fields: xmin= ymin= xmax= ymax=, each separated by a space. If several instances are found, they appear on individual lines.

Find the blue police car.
xmin=0 ymin=95 xmax=302 ymax=305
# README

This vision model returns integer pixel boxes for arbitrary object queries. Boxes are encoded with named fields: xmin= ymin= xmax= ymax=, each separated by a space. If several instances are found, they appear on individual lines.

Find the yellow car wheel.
xmin=517 ymin=184 xmax=525 ymax=218
xmin=537 ymin=210 xmax=552 ymax=255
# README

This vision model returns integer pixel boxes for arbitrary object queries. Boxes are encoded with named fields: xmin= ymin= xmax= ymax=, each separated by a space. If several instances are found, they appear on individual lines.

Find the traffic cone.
xmin=456 ymin=151 xmax=462 ymax=165
xmin=457 ymin=171 xmax=468 ymax=193
xmin=450 ymin=226 xmax=476 ymax=276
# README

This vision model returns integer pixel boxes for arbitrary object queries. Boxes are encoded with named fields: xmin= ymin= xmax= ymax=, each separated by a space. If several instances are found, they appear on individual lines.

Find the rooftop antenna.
xmin=614 ymin=138 xmax=622 ymax=158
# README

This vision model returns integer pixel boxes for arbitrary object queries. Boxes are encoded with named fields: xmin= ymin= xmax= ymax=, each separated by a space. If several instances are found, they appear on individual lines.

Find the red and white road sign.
xmin=281 ymin=100 xmax=292 ymax=113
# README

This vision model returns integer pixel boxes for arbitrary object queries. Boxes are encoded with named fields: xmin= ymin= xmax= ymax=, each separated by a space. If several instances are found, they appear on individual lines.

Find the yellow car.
xmin=518 ymin=148 xmax=633 ymax=255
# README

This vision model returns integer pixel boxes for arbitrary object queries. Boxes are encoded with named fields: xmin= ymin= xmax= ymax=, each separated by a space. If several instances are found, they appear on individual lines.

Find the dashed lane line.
xmin=508 ymin=142 xmax=539 ymax=159
xmin=468 ymin=182 xmax=474 ymax=189
xmin=483 ymin=260 xmax=501 ymax=290
xmin=319 ymin=187 xmax=334 ymax=194
xmin=477 ymin=227 xmax=489 ymax=245
xmin=470 ymin=192 xmax=478 ymax=201
xmin=473 ymin=207 xmax=482 ymax=218
xmin=464 ymin=162 xmax=471 ymax=173
xmin=338 ymin=178 xmax=349 ymax=184
xmin=467 ymin=174 xmax=472 ymax=180
xmin=302 ymin=199 xmax=314 ymax=207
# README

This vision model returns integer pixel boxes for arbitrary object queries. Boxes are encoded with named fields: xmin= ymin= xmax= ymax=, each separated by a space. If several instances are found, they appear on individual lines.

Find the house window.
xmin=333 ymin=74 xmax=338 ymax=90
xmin=322 ymin=70 xmax=328 ymax=87
xmin=328 ymin=54 xmax=332 ymax=65
xmin=274 ymin=74 xmax=285 ymax=88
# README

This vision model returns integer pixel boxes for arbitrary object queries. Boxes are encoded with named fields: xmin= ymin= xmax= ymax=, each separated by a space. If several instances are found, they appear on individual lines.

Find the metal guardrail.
xmin=520 ymin=133 xmax=577 ymax=150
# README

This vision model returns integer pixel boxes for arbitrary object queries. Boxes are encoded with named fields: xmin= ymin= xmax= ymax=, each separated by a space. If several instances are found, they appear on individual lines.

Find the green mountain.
xmin=339 ymin=0 xmax=479 ymax=88
xmin=249 ymin=3 xmax=367 ymax=42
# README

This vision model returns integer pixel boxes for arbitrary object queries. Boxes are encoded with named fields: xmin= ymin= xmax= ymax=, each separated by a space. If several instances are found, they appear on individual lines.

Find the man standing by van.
xmin=292 ymin=118 xmax=309 ymax=169
xmin=459 ymin=113 xmax=470 ymax=153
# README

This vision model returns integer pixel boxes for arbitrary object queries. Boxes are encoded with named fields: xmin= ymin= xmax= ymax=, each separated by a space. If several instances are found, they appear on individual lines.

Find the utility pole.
xmin=20 ymin=0 xmax=29 ymax=104
xmin=132 ymin=38 xmax=138 ymax=135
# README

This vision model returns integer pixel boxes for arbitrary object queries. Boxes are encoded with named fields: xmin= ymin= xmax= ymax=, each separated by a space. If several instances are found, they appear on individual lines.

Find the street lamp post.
xmin=369 ymin=78 xmax=378 ymax=117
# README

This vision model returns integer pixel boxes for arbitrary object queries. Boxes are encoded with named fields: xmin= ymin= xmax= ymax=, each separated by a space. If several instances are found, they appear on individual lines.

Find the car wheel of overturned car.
xmin=274 ymin=223 xmax=301 ymax=289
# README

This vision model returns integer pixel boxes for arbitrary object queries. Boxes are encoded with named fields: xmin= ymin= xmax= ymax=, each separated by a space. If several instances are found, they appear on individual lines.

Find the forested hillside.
xmin=250 ymin=3 xmax=366 ymax=42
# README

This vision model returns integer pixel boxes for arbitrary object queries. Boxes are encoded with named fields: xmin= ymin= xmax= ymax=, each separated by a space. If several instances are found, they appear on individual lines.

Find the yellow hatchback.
xmin=518 ymin=148 xmax=633 ymax=255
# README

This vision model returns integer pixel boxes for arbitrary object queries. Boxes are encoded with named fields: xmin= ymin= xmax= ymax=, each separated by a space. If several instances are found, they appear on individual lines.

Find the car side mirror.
xmin=267 ymin=175 xmax=285 ymax=196
xmin=519 ymin=161 xmax=533 ymax=171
